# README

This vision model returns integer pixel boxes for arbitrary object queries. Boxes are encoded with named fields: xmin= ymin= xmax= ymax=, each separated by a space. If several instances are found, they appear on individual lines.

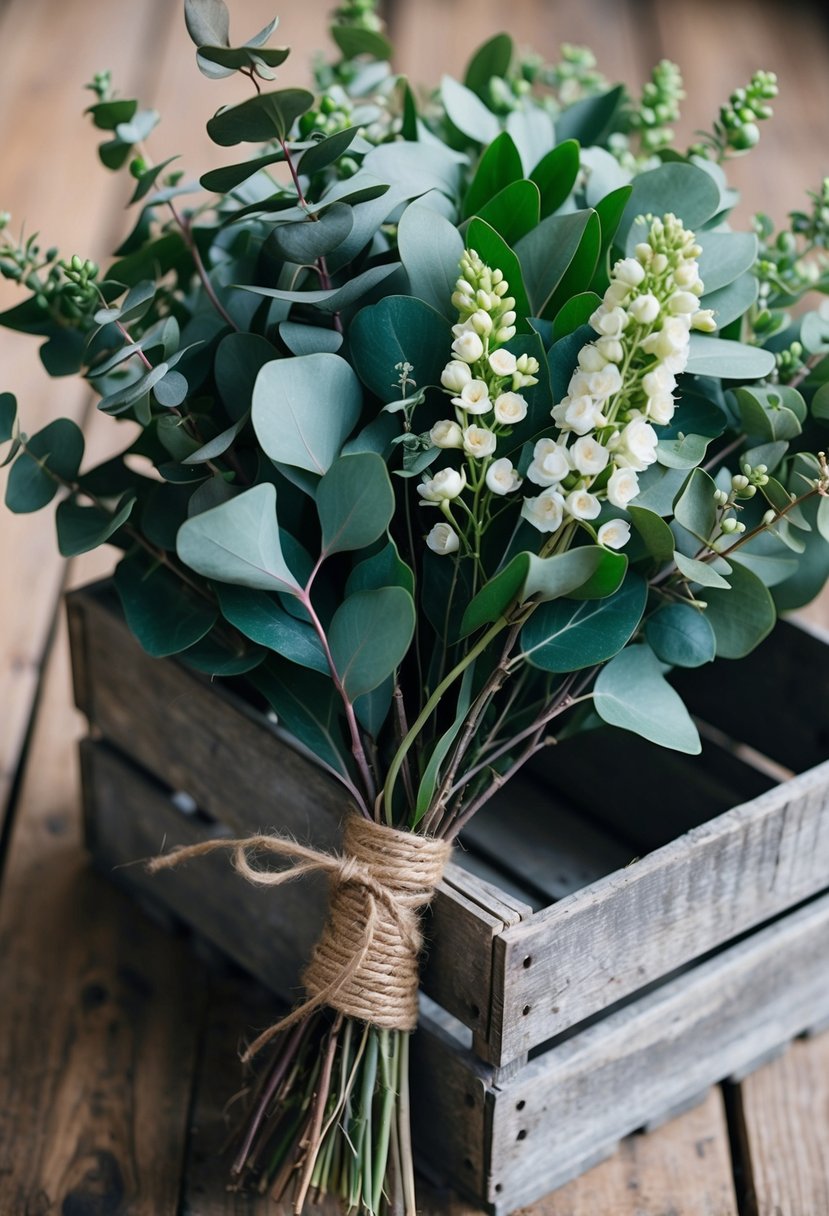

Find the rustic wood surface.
xmin=2 ymin=0 xmax=829 ymax=1212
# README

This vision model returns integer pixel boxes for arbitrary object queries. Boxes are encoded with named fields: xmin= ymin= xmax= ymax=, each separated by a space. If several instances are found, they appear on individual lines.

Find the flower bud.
xmin=440 ymin=360 xmax=472 ymax=393
xmin=426 ymin=522 xmax=460 ymax=555
xmin=628 ymin=293 xmax=661 ymax=325
xmin=430 ymin=420 xmax=464 ymax=449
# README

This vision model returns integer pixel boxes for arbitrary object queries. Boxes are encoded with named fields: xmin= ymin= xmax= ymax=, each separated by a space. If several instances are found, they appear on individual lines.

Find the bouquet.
xmin=3 ymin=1 xmax=829 ymax=1211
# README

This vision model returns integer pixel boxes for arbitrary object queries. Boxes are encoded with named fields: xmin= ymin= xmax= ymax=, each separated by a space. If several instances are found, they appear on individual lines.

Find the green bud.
xmin=720 ymin=516 xmax=739 ymax=534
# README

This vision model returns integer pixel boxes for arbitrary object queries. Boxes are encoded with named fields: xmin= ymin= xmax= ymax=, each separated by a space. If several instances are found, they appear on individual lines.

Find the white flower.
xmin=591 ymin=306 xmax=629 ymax=337
xmin=596 ymin=337 xmax=624 ymax=363
xmin=417 ymin=467 xmax=467 ymax=502
xmin=426 ymin=522 xmax=460 ymax=555
xmin=463 ymin=425 xmax=497 ymax=459
xmin=486 ymin=457 xmax=522 ymax=495
xmin=598 ymin=519 xmax=631 ymax=549
xmin=452 ymin=379 xmax=491 ymax=415
xmin=563 ymin=394 xmax=605 ymax=435
xmin=565 ymin=489 xmax=601 ymax=520
xmin=488 ymin=349 xmax=517 ymax=377
xmin=613 ymin=257 xmax=646 ymax=287
xmin=692 ymin=308 xmax=717 ymax=332
xmin=634 ymin=242 xmax=653 ymax=263
xmin=651 ymin=253 xmax=668 ymax=274
xmin=647 ymin=393 xmax=676 ymax=425
xmin=441 ymin=360 xmax=472 ymax=393
xmin=495 ymin=324 xmax=517 ymax=343
xmin=628 ymin=293 xmax=661 ymax=325
xmin=606 ymin=467 xmax=640 ymax=508
xmin=668 ymin=290 xmax=701 ymax=315
xmin=674 ymin=262 xmax=701 ymax=289
xmin=493 ymin=391 xmax=528 ymax=425
xmin=470 ymin=309 xmax=493 ymax=335
xmin=642 ymin=316 xmax=690 ymax=362
xmin=527 ymin=437 xmax=571 ymax=485
xmin=603 ymin=280 xmax=631 ymax=306
xmin=577 ymin=345 xmax=607 ymax=373
xmin=452 ymin=331 xmax=485 ymax=364
xmin=586 ymin=364 xmax=623 ymax=401
xmin=642 ymin=365 xmax=676 ymax=397
xmin=430 ymin=419 xmax=464 ymax=449
xmin=522 ymin=487 xmax=565 ymax=533
xmin=571 ymin=435 xmax=610 ymax=476
xmin=615 ymin=418 xmax=659 ymax=471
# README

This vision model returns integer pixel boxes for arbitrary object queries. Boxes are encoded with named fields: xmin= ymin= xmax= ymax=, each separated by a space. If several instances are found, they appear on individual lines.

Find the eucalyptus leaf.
xmin=466 ymin=217 xmax=532 ymax=324
xmin=556 ymin=85 xmax=624 ymax=147
xmin=179 ymin=634 xmax=265 ymax=676
xmin=657 ymin=432 xmax=710 ymax=469
xmin=397 ymin=204 xmax=464 ymax=320
xmin=316 ymin=452 xmax=395 ymax=556
xmin=464 ymin=32 xmax=513 ymax=98
xmin=252 ymin=662 xmax=351 ymax=778
xmin=594 ymin=644 xmax=701 ymax=753
xmin=330 ymin=24 xmax=392 ymax=60
xmin=0 ymin=392 xmax=18 ymax=445
xmin=298 ymin=126 xmax=360 ymax=176
xmin=346 ymin=540 xmax=414 ymax=596
xmin=206 ymin=88 xmax=315 ymax=145
xmin=645 ymin=603 xmax=716 ymax=668
xmin=216 ymin=583 xmax=327 ymax=672
xmin=697 ymin=232 xmax=758 ymax=293
xmin=5 ymin=419 xmax=85 ymax=514
xmin=279 ymin=322 xmax=344 ymax=356
xmin=672 ymin=467 xmax=718 ymax=542
xmin=114 ymin=549 xmax=217 ymax=658
xmin=628 ymin=504 xmax=675 ymax=562
xmin=684 ymin=335 xmax=776 ymax=380
xmin=441 ymin=76 xmax=500 ymax=144
xmin=200 ymin=150 xmax=285 ymax=193
xmin=252 ymin=352 xmax=362 ymax=474
xmin=177 ymin=482 xmax=302 ymax=594
xmin=477 ymin=179 xmax=541 ymax=246
xmin=329 ymin=587 xmax=416 ymax=699
xmin=240 ymin=262 xmax=399 ymax=313
xmin=702 ymin=273 xmax=758 ymax=330
xmin=183 ymin=415 xmax=247 ymax=464
xmin=521 ymin=573 xmax=647 ymax=672
xmin=56 ymin=492 xmax=136 ymax=557
xmin=215 ymin=331 xmax=277 ymax=421
xmin=515 ymin=209 xmax=597 ymax=317
xmin=266 ymin=203 xmax=353 ymax=263
xmin=462 ymin=131 xmax=523 ymax=218
xmin=530 ymin=139 xmax=580 ymax=220
xmin=673 ymin=550 xmax=732 ymax=589
xmin=621 ymin=162 xmax=721 ymax=253
xmin=702 ymin=560 xmax=776 ymax=658
xmin=184 ymin=0 xmax=230 ymax=49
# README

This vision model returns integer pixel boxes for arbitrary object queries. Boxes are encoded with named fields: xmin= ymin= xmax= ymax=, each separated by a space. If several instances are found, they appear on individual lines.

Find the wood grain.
xmin=738 ymin=1031 xmax=829 ymax=1216
xmin=486 ymin=890 xmax=829 ymax=1210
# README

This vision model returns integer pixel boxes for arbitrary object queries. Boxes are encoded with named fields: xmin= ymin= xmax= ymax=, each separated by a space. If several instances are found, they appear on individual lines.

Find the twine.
xmin=147 ymin=816 xmax=451 ymax=1061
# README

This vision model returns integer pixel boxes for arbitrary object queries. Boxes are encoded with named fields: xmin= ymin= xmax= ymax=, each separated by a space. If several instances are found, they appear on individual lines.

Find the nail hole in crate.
xmin=523 ymin=955 xmax=532 ymax=968
xmin=515 ymin=1099 xmax=526 ymax=1112
xmin=495 ymin=1185 xmax=503 ymax=1195
xmin=522 ymin=1004 xmax=531 ymax=1016
xmin=516 ymin=1129 xmax=527 ymax=1141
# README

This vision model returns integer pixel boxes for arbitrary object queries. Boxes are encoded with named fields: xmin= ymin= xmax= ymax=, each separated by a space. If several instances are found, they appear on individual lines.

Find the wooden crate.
xmin=67 ymin=582 xmax=829 ymax=1213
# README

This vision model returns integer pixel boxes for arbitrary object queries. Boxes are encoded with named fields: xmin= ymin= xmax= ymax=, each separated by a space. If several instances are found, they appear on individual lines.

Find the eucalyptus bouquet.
xmin=3 ymin=1 xmax=829 ymax=1212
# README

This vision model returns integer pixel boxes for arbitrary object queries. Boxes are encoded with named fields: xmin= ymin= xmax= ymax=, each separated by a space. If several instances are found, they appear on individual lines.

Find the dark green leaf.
xmin=252 ymin=352 xmax=362 ymax=474
xmin=346 ymin=540 xmax=414 ymax=596
xmin=214 ymin=331 xmax=277 ymax=421
xmin=522 ymin=573 xmax=647 ymax=672
xmin=594 ymin=644 xmax=701 ymax=753
xmin=114 ymin=549 xmax=217 ymax=657
xmin=298 ymin=126 xmax=360 ymax=176
xmin=672 ymin=467 xmax=718 ymax=542
xmin=330 ymin=587 xmax=416 ymax=699
xmin=86 ymin=98 xmax=138 ymax=132
xmin=464 ymin=32 xmax=513 ymax=98
xmin=216 ymin=583 xmax=327 ymax=672
xmin=240 ymin=262 xmax=398 ymax=313
xmin=206 ymin=88 xmax=315 ymax=145
xmin=180 ymin=634 xmax=265 ymax=676
xmin=477 ymin=179 xmax=541 ymax=245
xmin=5 ymin=419 xmax=84 ymax=514
xmin=466 ymin=217 xmax=532 ymax=324
xmin=0 ymin=392 xmax=17 ymax=445
xmin=628 ymin=504 xmax=675 ymax=562
xmin=39 ymin=329 xmax=86 ymax=377
xmin=646 ymin=602 xmax=716 ymax=668
xmin=56 ymin=492 xmax=136 ymax=557
xmin=462 ymin=131 xmax=523 ymax=218
xmin=515 ymin=209 xmax=597 ymax=317
xmin=555 ymin=85 xmax=624 ymax=145
xmin=530 ymin=139 xmax=580 ymax=219
xmin=129 ymin=155 xmax=180 ymax=204
xmin=703 ymin=560 xmax=776 ymax=658
xmin=317 ymin=452 xmax=394 ymax=557
xmin=552 ymin=291 xmax=601 ymax=340
xmin=200 ymin=150 xmax=285 ymax=193
xmin=330 ymin=24 xmax=393 ymax=60
xmin=252 ymin=661 xmax=351 ymax=777
xmin=279 ymin=322 xmax=343 ymax=356
xmin=350 ymin=295 xmax=451 ymax=401
xmin=265 ymin=203 xmax=353 ymax=263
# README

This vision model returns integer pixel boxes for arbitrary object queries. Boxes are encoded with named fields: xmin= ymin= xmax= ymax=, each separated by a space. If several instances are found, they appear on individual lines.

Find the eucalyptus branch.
xmin=167 ymin=198 xmax=241 ymax=333
xmin=392 ymin=684 xmax=416 ymax=817
xmin=441 ymin=727 xmax=551 ymax=842
xmin=278 ymin=138 xmax=344 ymax=335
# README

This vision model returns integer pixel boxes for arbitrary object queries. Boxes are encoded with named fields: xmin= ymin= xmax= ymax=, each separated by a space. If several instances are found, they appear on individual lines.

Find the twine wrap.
xmin=148 ymin=815 xmax=451 ymax=1060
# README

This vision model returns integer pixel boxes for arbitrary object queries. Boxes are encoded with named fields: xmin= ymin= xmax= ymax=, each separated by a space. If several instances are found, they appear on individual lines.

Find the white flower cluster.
xmin=521 ymin=212 xmax=716 ymax=548
xmin=420 ymin=250 xmax=540 ymax=556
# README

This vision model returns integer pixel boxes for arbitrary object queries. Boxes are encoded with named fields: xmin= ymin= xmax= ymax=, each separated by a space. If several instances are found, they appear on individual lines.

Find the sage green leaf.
xmin=114 ymin=550 xmax=217 ymax=658
xmin=330 ymin=24 xmax=392 ymax=60
xmin=354 ymin=677 xmax=394 ymax=737
xmin=645 ymin=603 xmax=716 ymax=668
xmin=129 ymin=155 xmax=180 ymax=204
xmin=530 ymin=139 xmax=580 ymax=220
xmin=505 ymin=109 xmax=556 ymax=175
xmin=697 ymin=232 xmax=758 ymax=293
xmin=206 ymin=88 xmax=315 ymax=145
xmin=441 ymin=76 xmax=500 ymax=144
xmin=279 ymin=322 xmax=343 ymax=356
xmin=628 ymin=504 xmax=675 ymax=562
xmin=346 ymin=540 xmax=415 ymax=596
xmin=634 ymin=464 xmax=689 ymax=516
xmin=184 ymin=0 xmax=230 ymax=48
xmin=240 ymin=262 xmax=398 ymax=313
xmin=266 ymin=203 xmax=353 ymax=263
xmin=466 ymin=217 xmax=531 ymax=323
xmin=657 ymin=433 xmax=710 ymax=469
xmin=464 ymin=32 xmax=513 ymax=98
xmin=684 ymin=335 xmax=776 ymax=380
xmin=56 ymin=492 xmax=136 ymax=557
xmin=397 ymin=204 xmax=464 ymax=320
xmin=298 ymin=126 xmax=360 ymax=176
xmin=673 ymin=550 xmax=732 ymax=589
xmin=477 ymin=179 xmax=541 ymax=246
xmin=216 ymin=583 xmax=327 ymax=672
xmin=5 ymin=419 xmax=84 ymax=514
xmin=515 ymin=209 xmax=597 ymax=317
xmin=329 ymin=587 xmax=416 ymax=699
xmin=200 ymin=150 xmax=285 ymax=193
xmin=522 ymin=573 xmax=647 ymax=672
xmin=176 ymin=482 xmax=302 ymax=595
xmin=702 ymin=273 xmax=758 ymax=330
xmin=621 ymin=162 xmax=720 ymax=253
xmin=800 ymin=309 xmax=829 ymax=355
xmin=773 ymin=493 xmax=829 ymax=611
xmin=732 ymin=551 xmax=797 ymax=587
xmin=153 ymin=370 xmax=189 ymax=408
xmin=591 ymin=185 xmax=633 ymax=291
xmin=316 ymin=452 xmax=394 ymax=556
xmin=703 ymin=560 xmax=776 ymax=658
xmin=197 ymin=44 xmax=289 ymax=75
xmin=735 ymin=385 xmax=804 ymax=441
xmin=525 ymin=546 xmax=627 ymax=601
xmin=462 ymin=131 xmax=523 ymax=218
xmin=183 ymin=415 xmax=247 ymax=464
xmin=556 ymin=85 xmax=624 ymax=147
xmin=350 ymin=295 xmax=450 ymax=400
xmin=362 ymin=142 xmax=463 ymax=199
xmin=252 ymin=352 xmax=362 ymax=474
xmin=594 ymin=644 xmax=701 ymax=754
xmin=672 ymin=467 xmax=718 ymax=542
xmin=215 ymin=331 xmax=277 ymax=421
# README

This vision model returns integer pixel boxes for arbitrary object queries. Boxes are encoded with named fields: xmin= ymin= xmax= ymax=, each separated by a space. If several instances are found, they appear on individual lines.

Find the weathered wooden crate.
xmin=67 ymin=582 xmax=829 ymax=1213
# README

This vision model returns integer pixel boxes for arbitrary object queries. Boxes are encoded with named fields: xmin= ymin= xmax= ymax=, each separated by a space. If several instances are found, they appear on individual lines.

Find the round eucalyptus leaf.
xmin=329 ymin=587 xmax=416 ymax=699
xmin=216 ymin=583 xmax=327 ymax=673
xmin=349 ymin=295 xmax=450 ymax=401
xmin=594 ymin=644 xmax=701 ymax=753
xmin=684 ymin=335 xmax=776 ymax=380
xmin=214 ymin=331 xmax=277 ymax=421
xmin=5 ymin=419 xmax=85 ymax=514
xmin=265 ymin=203 xmax=353 ymax=264
xmin=645 ymin=602 xmax=716 ymax=668
xmin=522 ymin=573 xmax=647 ymax=672
xmin=701 ymin=560 xmax=776 ymax=658
xmin=56 ymin=492 xmax=136 ymax=557
xmin=440 ymin=75 xmax=500 ymax=145
xmin=114 ymin=550 xmax=217 ymax=658
xmin=316 ymin=452 xmax=394 ymax=557
xmin=397 ymin=203 xmax=464 ymax=321
xmin=206 ymin=88 xmax=315 ymax=146
xmin=180 ymin=634 xmax=266 ymax=676
xmin=153 ymin=370 xmax=189 ymax=408
xmin=252 ymin=352 xmax=362 ymax=474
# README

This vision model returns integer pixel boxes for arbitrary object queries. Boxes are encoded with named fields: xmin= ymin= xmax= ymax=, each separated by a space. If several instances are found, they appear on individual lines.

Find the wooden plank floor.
xmin=1 ymin=0 xmax=828 ymax=1212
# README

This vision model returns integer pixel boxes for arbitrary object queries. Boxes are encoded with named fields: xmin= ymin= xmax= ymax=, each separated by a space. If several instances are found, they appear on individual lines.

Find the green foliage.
xmin=329 ymin=588 xmax=415 ymax=698
xmin=594 ymin=645 xmax=701 ymax=753
xmin=521 ymin=573 xmax=646 ymax=672
xmin=316 ymin=453 xmax=394 ymax=555
xmin=114 ymin=550 xmax=217 ymax=657
xmin=252 ymin=353 xmax=362 ymax=474
xmin=645 ymin=603 xmax=716 ymax=667
xmin=5 ymin=420 xmax=84 ymax=513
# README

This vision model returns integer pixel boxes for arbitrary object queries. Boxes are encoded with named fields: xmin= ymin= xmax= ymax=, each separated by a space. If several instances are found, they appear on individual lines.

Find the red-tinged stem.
xmin=167 ymin=198 xmax=240 ymax=332
xmin=279 ymin=139 xmax=344 ymax=334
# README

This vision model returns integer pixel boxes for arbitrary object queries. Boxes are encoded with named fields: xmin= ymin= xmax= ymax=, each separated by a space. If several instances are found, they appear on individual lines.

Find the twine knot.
xmin=147 ymin=816 xmax=450 ymax=1061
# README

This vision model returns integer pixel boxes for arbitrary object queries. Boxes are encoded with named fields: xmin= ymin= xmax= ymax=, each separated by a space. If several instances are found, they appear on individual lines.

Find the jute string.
xmin=147 ymin=816 xmax=451 ymax=1062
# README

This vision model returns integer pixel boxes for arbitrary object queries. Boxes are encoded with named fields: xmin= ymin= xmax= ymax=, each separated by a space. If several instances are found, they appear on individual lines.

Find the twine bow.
xmin=148 ymin=815 xmax=451 ymax=1062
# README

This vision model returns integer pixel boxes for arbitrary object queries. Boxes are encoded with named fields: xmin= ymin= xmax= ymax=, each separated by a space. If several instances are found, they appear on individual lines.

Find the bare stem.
xmin=167 ymin=198 xmax=240 ymax=332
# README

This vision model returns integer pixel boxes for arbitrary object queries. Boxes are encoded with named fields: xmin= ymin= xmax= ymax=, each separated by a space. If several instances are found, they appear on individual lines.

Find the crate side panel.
xmin=491 ymin=762 xmax=829 ymax=1061
xmin=486 ymin=890 xmax=829 ymax=1211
